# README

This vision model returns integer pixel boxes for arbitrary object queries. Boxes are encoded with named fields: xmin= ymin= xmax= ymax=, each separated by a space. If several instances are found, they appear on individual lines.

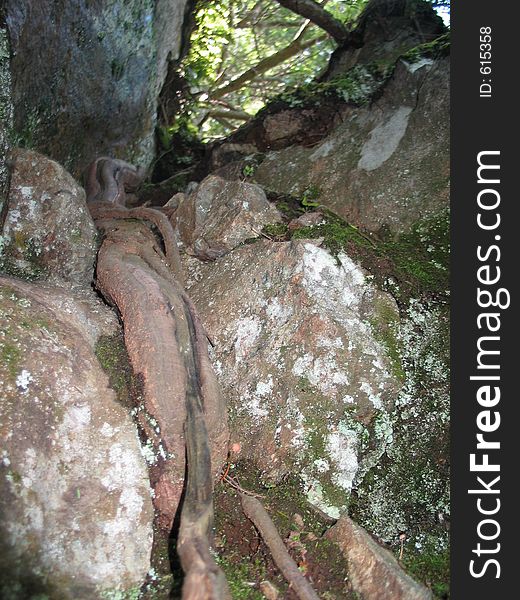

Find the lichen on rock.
xmin=0 ymin=277 xmax=153 ymax=598
xmin=0 ymin=148 xmax=97 ymax=285
xmin=188 ymin=239 xmax=403 ymax=518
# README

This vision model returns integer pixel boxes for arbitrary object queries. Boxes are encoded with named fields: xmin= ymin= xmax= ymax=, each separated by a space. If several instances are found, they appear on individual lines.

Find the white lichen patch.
xmin=326 ymin=428 xmax=360 ymax=493
xmin=240 ymin=389 xmax=270 ymax=423
xmin=234 ymin=316 xmax=262 ymax=362
xmin=62 ymin=403 xmax=92 ymax=431
xmin=404 ymin=57 xmax=434 ymax=74
xmin=360 ymin=381 xmax=383 ymax=409
xmin=292 ymin=353 xmax=350 ymax=395
xmin=15 ymin=369 xmax=33 ymax=393
xmin=301 ymin=474 xmax=341 ymax=520
xmin=358 ymin=106 xmax=413 ymax=171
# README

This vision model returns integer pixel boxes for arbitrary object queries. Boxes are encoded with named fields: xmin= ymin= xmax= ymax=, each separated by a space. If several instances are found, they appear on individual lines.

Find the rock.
xmin=260 ymin=580 xmax=280 ymax=600
xmin=1 ymin=148 xmax=97 ymax=285
xmin=174 ymin=174 xmax=282 ymax=258
xmin=288 ymin=212 xmax=326 ymax=231
xmin=0 ymin=276 xmax=153 ymax=598
xmin=5 ymin=0 xmax=192 ymax=173
xmin=0 ymin=24 xmax=13 ymax=222
xmin=349 ymin=298 xmax=450 ymax=544
xmin=326 ymin=515 xmax=432 ymax=600
xmin=252 ymin=56 xmax=450 ymax=234
xmin=188 ymin=239 xmax=402 ymax=518
xmin=323 ymin=0 xmax=446 ymax=80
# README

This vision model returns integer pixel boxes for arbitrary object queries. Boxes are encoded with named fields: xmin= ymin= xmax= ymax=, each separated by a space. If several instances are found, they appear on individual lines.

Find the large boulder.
xmin=173 ymin=174 xmax=282 ymax=259
xmin=0 ymin=276 xmax=154 ymax=598
xmin=5 ymin=0 xmax=192 ymax=173
xmin=0 ymin=148 xmax=97 ymax=285
xmin=187 ymin=239 xmax=403 ymax=518
xmin=252 ymin=54 xmax=450 ymax=234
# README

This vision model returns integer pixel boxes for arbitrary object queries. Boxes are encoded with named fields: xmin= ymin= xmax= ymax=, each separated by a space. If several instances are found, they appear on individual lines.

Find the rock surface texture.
xmin=5 ymin=0 xmax=191 ymax=173
xmin=0 ymin=19 xmax=12 ymax=224
xmin=326 ymin=515 xmax=433 ymax=600
xmin=188 ymin=239 xmax=402 ymax=518
xmin=248 ymin=55 xmax=449 ymax=234
xmin=1 ymin=148 xmax=97 ymax=285
xmin=0 ymin=276 xmax=153 ymax=599
xmin=173 ymin=174 xmax=282 ymax=259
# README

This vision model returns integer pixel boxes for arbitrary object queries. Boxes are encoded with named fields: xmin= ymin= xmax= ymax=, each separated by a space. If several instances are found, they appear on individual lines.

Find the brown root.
xmin=240 ymin=494 xmax=320 ymax=600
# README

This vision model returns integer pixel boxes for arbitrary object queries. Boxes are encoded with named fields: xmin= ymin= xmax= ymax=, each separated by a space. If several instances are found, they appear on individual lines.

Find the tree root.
xmin=240 ymin=494 xmax=320 ymax=600
xmin=86 ymin=158 xmax=229 ymax=598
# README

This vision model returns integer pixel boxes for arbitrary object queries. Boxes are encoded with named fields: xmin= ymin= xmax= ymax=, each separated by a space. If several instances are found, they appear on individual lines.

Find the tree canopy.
xmin=171 ymin=0 xmax=449 ymax=139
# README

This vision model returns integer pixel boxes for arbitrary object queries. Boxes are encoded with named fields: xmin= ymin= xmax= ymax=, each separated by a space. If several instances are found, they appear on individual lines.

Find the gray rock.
xmin=326 ymin=515 xmax=432 ymax=600
xmin=1 ymin=148 xmax=97 ymax=285
xmin=0 ymin=276 xmax=153 ymax=599
xmin=5 ymin=0 xmax=190 ymax=173
xmin=174 ymin=174 xmax=282 ymax=258
xmin=253 ymin=57 xmax=449 ymax=233
xmin=187 ymin=239 xmax=402 ymax=518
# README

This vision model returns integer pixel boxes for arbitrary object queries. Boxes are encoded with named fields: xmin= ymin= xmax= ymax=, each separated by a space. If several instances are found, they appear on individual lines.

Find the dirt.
xmin=213 ymin=462 xmax=358 ymax=599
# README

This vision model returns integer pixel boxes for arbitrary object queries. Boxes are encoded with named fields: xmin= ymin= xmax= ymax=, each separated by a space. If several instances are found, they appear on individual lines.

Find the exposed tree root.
xmin=86 ymin=158 xmax=229 ymax=598
xmin=240 ymin=494 xmax=320 ymax=600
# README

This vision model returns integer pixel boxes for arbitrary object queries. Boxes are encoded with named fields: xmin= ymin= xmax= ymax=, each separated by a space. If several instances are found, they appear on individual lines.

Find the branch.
xmin=208 ymin=108 xmax=252 ymax=122
xmin=210 ymin=33 xmax=325 ymax=100
xmin=275 ymin=0 xmax=348 ymax=43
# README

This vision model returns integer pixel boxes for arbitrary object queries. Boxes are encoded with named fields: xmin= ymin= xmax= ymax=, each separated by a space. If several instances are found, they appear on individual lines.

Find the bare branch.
xmin=275 ymin=0 xmax=348 ymax=43
xmin=210 ymin=33 xmax=325 ymax=100
xmin=208 ymin=108 xmax=252 ymax=122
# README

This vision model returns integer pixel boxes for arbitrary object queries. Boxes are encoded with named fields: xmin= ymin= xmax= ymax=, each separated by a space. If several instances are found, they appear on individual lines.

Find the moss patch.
xmin=95 ymin=333 xmax=136 ymax=410
xmin=261 ymin=202 xmax=449 ymax=304
xmin=400 ymin=536 xmax=450 ymax=599
xmin=401 ymin=33 xmax=450 ymax=65
xmin=270 ymin=62 xmax=393 ymax=112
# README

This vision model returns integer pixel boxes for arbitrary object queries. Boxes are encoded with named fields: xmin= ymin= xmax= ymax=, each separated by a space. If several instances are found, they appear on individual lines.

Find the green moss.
xmin=291 ymin=212 xmax=373 ymax=256
xmin=95 ymin=333 xmax=135 ymax=409
xmin=275 ymin=62 xmax=393 ymax=110
xmin=216 ymin=556 xmax=265 ymax=600
xmin=100 ymin=587 xmax=141 ymax=600
xmin=400 ymin=538 xmax=450 ymax=599
xmin=401 ymin=33 xmax=450 ymax=64
xmin=10 ymin=108 xmax=42 ymax=150
xmin=1 ymin=342 xmax=21 ymax=378
xmin=370 ymin=300 xmax=405 ymax=382
xmin=262 ymin=223 xmax=288 ymax=239
xmin=0 ymin=232 xmax=47 ymax=281
xmin=265 ymin=205 xmax=450 ymax=303
xmin=381 ymin=210 xmax=450 ymax=299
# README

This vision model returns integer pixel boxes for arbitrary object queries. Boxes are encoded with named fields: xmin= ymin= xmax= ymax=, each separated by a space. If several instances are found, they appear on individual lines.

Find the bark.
xmin=275 ymin=0 xmax=348 ymax=43
xmin=87 ymin=158 xmax=229 ymax=595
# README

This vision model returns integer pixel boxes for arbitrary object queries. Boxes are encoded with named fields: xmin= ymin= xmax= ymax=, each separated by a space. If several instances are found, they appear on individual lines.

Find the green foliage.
xmin=401 ymin=32 xmax=450 ymax=64
xmin=182 ymin=0 xmax=369 ymax=138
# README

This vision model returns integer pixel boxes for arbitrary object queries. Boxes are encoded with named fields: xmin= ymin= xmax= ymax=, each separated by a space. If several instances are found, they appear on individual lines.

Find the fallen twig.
xmin=223 ymin=475 xmax=265 ymax=499
xmin=240 ymin=494 xmax=320 ymax=600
